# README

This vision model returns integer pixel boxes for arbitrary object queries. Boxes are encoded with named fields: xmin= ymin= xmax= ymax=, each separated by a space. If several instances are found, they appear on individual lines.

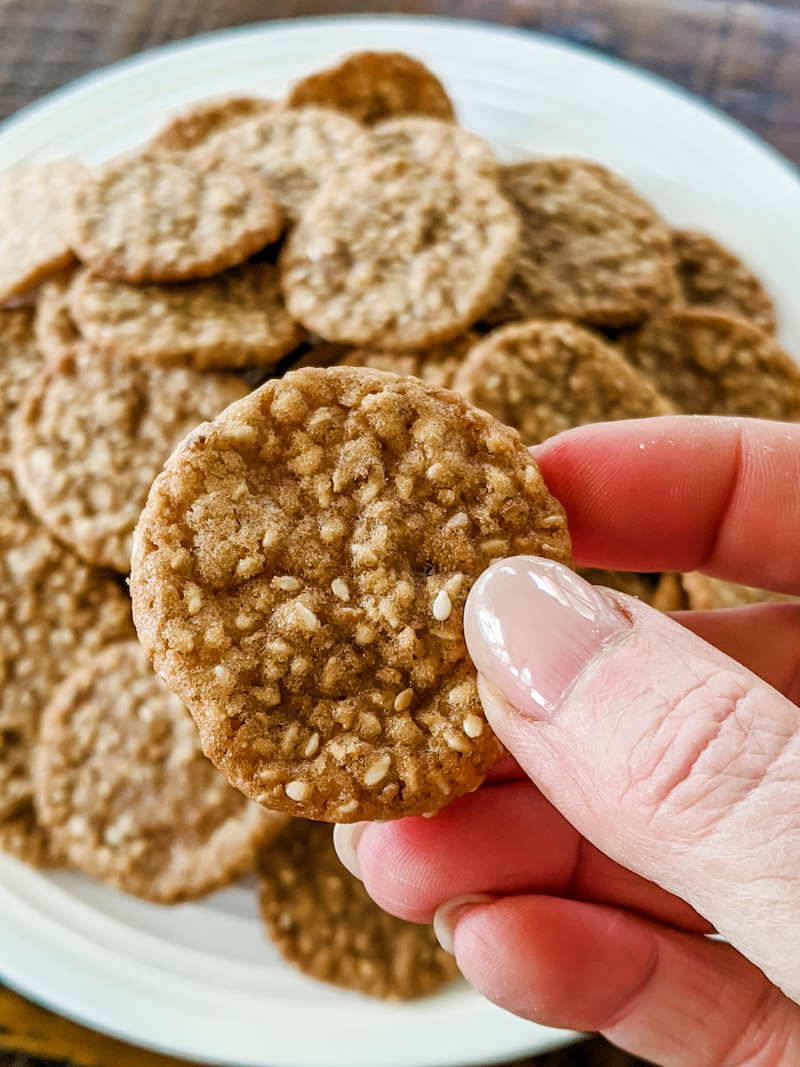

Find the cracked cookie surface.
xmin=131 ymin=367 xmax=571 ymax=822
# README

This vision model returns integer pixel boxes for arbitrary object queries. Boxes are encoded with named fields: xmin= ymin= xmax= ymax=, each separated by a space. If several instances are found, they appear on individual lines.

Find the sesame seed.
xmin=273 ymin=575 xmax=301 ymax=592
xmin=444 ymin=574 xmax=464 ymax=596
xmin=394 ymin=688 xmax=414 ymax=712
xmin=235 ymin=613 xmax=254 ymax=630
xmin=481 ymin=539 xmax=507 ymax=556
xmin=186 ymin=590 xmax=202 ymax=616
xmin=303 ymin=733 xmax=320 ymax=758
xmin=427 ymin=462 xmax=444 ymax=479
xmin=285 ymin=781 xmax=311 ymax=802
xmin=331 ymin=577 xmax=350 ymax=601
xmin=262 ymin=527 xmax=279 ymax=548
xmin=422 ymin=811 xmax=438 ymax=819
xmin=463 ymin=714 xmax=484 ymax=738
xmin=226 ymin=423 xmax=257 ymax=444
xmin=432 ymin=589 xmax=452 ymax=621
xmin=447 ymin=512 xmax=470 ymax=529
xmin=213 ymin=665 xmax=232 ymax=682
xmin=445 ymin=729 xmax=472 ymax=754
xmin=364 ymin=754 xmax=391 ymax=787
xmin=295 ymin=604 xmax=320 ymax=633
xmin=335 ymin=799 xmax=359 ymax=816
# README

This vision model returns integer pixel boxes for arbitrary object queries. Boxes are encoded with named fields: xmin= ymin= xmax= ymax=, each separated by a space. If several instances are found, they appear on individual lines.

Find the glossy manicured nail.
xmin=433 ymin=894 xmax=496 ymax=954
xmin=465 ymin=556 xmax=630 ymax=720
xmin=333 ymin=822 xmax=368 ymax=880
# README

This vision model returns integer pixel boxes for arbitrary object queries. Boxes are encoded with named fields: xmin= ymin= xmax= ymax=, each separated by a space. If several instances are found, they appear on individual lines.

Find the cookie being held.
xmin=130 ymin=368 xmax=571 ymax=822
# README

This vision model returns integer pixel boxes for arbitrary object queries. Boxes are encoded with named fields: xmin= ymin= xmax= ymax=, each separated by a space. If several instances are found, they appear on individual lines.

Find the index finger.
xmin=533 ymin=415 xmax=800 ymax=593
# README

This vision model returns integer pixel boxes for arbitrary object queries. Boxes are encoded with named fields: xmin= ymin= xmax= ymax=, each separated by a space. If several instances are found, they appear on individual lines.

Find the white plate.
xmin=2 ymin=14 xmax=800 ymax=1067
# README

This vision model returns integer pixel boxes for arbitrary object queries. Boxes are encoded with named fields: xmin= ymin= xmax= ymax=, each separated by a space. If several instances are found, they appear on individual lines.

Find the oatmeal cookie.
xmin=13 ymin=345 xmax=248 ymax=573
xmin=130 ymin=367 xmax=571 ymax=822
xmin=0 ymin=307 xmax=46 ymax=470
xmin=340 ymin=332 xmax=477 ymax=390
xmin=624 ymin=308 xmax=800 ymax=418
xmin=280 ymin=157 xmax=519 ymax=351
xmin=486 ymin=159 xmax=678 ymax=328
xmin=285 ymin=51 xmax=456 ymax=125
xmin=35 ymin=641 xmax=286 ymax=903
xmin=34 ymin=268 xmax=82 ymax=362
xmin=149 ymin=96 xmax=277 ymax=152
xmin=372 ymin=116 xmax=498 ymax=180
xmin=0 ymin=472 xmax=131 ymax=863
xmin=70 ymin=264 xmax=304 ymax=370
xmin=681 ymin=572 xmax=796 ymax=610
xmin=672 ymin=229 xmax=776 ymax=334
xmin=199 ymin=107 xmax=374 ymax=223
xmin=579 ymin=569 xmax=687 ymax=612
xmin=259 ymin=819 xmax=460 ymax=999
xmin=0 ymin=161 xmax=84 ymax=303
xmin=69 ymin=153 xmax=283 ymax=282
xmin=452 ymin=320 xmax=674 ymax=445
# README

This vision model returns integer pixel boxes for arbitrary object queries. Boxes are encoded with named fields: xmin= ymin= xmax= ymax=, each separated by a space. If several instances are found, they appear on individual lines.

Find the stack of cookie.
xmin=0 ymin=48 xmax=796 ymax=1000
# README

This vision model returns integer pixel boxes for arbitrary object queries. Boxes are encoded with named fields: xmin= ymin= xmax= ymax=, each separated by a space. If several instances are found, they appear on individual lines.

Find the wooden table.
xmin=1 ymin=1 xmax=798 ymax=1065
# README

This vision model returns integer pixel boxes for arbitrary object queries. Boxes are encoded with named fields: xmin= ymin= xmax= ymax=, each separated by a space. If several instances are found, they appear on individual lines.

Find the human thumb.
xmin=465 ymin=556 xmax=800 ymax=1005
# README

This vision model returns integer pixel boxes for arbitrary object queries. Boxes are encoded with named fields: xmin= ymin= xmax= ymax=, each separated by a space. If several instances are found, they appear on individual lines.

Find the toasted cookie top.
xmin=199 ymin=107 xmax=374 ymax=223
xmin=672 ymin=229 xmax=776 ymax=334
xmin=258 ymin=819 xmax=460 ymax=999
xmin=0 ymin=307 xmax=45 ymax=470
xmin=625 ymin=308 xmax=800 ymax=418
xmin=280 ymin=157 xmax=519 ymax=351
xmin=0 ymin=161 xmax=83 ymax=303
xmin=70 ymin=264 xmax=304 ymax=370
xmin=69 ymin=153 xmax=283 ymax=282
xmin=452 ymin=319 xmax=675 ymax=445
xmin=149 ymin=96 xmax=278 ymax=152
xmin=487 ymin=158 xmax=678 ymax=328
xmin=33 ymin=268 xmax=82 ymax=363
xmin=0 ymin=473 xmax=132 ymax=861
xmin=285 ymin=51 xmax=456 ymax=125
xmin=13 ymin=345 xmax=249 ymax=572
xmin=130 ymin=367 xmax=571 ymax=822
xmin=339 ymin=331 xmax=478 ymax=390
xmin=371 ymin=116 xmax=498 ymax=179
xmin=35 ymin=640 xmax=286 ymax=904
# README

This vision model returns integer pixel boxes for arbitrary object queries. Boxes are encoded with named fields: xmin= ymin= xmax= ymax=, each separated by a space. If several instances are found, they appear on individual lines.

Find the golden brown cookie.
xmin=280 ymin=157 xmax=519 ymax=351
xmin=69 ymin=153 xmax=283 ymax=282
xmin=285 ymin=51 xmax=456 ymax=126
xmin=681 ymin=572 xmax=796 ymax=610
xmin=0 ymin=472 xmax=132 ymax=864
xmin=487 ymin=159 xmax=678 ymax=328
xmin=199 ymin=107 xmax=374 ymax=223
xmin=259 ymin=819 xmax=460 ymax=999
xmin=372 ymin=117 xmax=498 ymax=180
xmin=0 ymin=160 xmax=84 ymax=303
xmin=0 ymin=307 xmax=45 ymax=469
xmin=624 ymin=308 xmax=800 ymax=418
xmin=149 ymin=96 xmax=278 ymax=152
xmin=340 ymin=332 xmax=477 ymax=390
xmin=672 ymin=229 xmax=776 ymax=334
xmin=579 ymin=569 xmax=687 ymax=612
xmin=452 ymin=320 xmax=674 ymax=445
xmin=69 ymin=264 xmax=304 ymax=370
xmin=130 ymin=367 xmax=571 ymax=822
xmin=34 ymin=640 xmax=286 ymax=903
xmin=33 ymin=268 xmax=82 ymax=362
xmin=13 ymin=345 xmax=249 ymax=573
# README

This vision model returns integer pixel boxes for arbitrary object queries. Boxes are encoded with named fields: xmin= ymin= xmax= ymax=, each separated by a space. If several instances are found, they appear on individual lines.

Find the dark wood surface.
xmin=1 ymin=1 xmax=798 ymax=1065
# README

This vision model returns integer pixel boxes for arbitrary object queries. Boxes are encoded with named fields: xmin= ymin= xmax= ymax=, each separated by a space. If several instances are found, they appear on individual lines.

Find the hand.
xmin=335 ymin=415 xmax=800 ymax=1067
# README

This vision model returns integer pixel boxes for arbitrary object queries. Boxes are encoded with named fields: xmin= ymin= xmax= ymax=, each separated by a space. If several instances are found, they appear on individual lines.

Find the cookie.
xmin=33 ymin=268 xmax=82 ymax=362
xmin=0 ymin=307 xmax=46 ymax=470
xmin=280 ymin=157 xmax=519 ymax=351
xmin=372 ymin=116 xmax=498 ymax=180
xmin=0 ymin=472 xmax=132 ymax=863
xmin=149 ymin=96 xmax=277 ymax=152
xmin=259 ymin=819 xmax=460 ymax=999
xmin=199 ymin=107 xmax=374 ymax=223
xmin=13 ymin=345 xmax=249 ymax=573
xmin=452 ymin=320 xmax=674 ymax=446
xmin=672 ymin=229 xmax=776 ymax=334
xmin=130 ymin=367 xmax=571 ymax=822
xmin=0 ymin=161 xmax=84 ymax=303
xmin=681 ymin=572 xmax=796 ymax=610
xmin=285 ymin=51 xmax=456 ymax=126
xmin=69 ymin=152 xmax=283 ymax=282
xmin=340 ymin=332 xmax=478 ymax=390
xmin=624 ymin=308 xmax=800 ymax=418
xmin=579 ymin=569 xmax=687 ymax=612
xmin=34 ymin=641 xmax=286 ymax=903
xmin=69 ymin=264 xmax=304 ymax=370
xmin=486 ymin=159 xmax=678 ymax=328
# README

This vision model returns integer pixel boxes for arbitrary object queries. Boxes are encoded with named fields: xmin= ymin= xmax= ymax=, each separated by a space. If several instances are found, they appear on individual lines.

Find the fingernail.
xmin=433 ymin=894 xmax=495 ymax=954
xmin=333 ymin=822 xmax=368 ymax=880
xmin=465 ymin=557 xmax=630 ymax=721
